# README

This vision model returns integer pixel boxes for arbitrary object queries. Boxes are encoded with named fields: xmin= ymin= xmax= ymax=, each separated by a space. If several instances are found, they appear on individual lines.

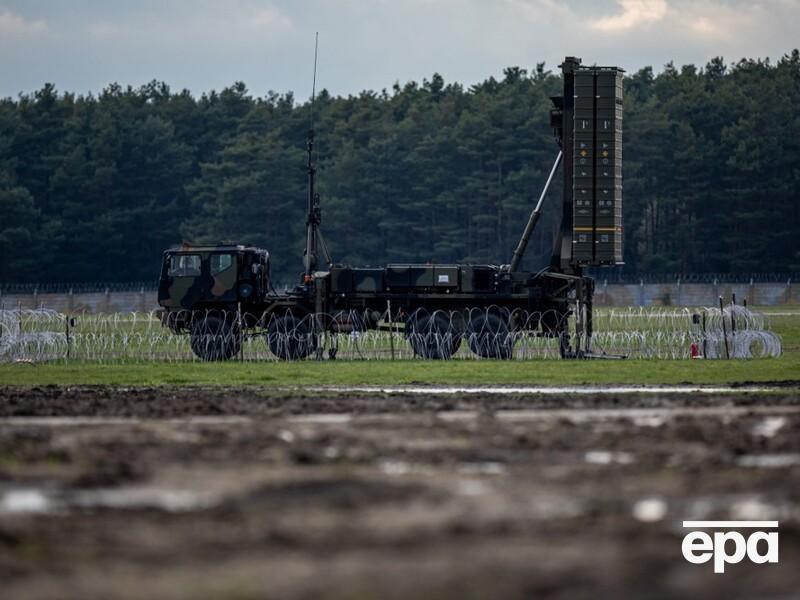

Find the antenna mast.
xmin=303 ymin=32 xmax=331 ymax=280
xmin=310 ymin=32 xmax=318 ymax=132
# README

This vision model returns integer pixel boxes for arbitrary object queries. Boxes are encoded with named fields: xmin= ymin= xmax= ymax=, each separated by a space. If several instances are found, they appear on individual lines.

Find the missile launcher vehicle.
xmin=157 ymin=57 xmax=624 ymax=361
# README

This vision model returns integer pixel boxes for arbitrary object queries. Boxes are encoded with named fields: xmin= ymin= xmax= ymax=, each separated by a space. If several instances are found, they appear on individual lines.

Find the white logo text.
xmin=681 ymin=521 xmax=778 ymax=573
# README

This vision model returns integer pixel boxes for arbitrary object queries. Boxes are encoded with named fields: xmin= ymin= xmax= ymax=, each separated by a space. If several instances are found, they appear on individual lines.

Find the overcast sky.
xmin=1 ymin=0 xmax=798 ymax=100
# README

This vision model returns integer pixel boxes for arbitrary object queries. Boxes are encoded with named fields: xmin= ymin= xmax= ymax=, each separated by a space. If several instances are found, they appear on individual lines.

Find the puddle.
xmin=70 ymin=488 xmax=216 ymax=511
xmin=311 ymin=385 xmax=788 ymax=395
xmin=0 ymin=489 xmax=53 ymax=514
xmin=243 ymin=406 xmax=800 ymax=428
xmin=632 ymin=497 xmax=667 ymax=522
xmin=288 ymin=414 xmax=352 ymax=424
xmin=492 ymin=405 xmax=800 ymax=422
xmin=323 ymin=446 xmax=341 ymax=459
xmin=457 ymin=479 xmax=487 ymax=497
xmin=680 ymin=495 xmax=798 ymax=525
xmin=277 ymin=429 xmax=296 ymax=443
xmin=751 ymin=417 xmax=786 ymax=438
xmin=585 ymin=450 xmax=634 ymax=465
xmin=730 ymin=498 xmax=781 ymax=521
xmin=737 ymin=454 xmax=800 ymax=468
xmin=0 ymin=416 xmax=251 ymax=427
xmin=436 ymin=410 xmax=480 ymax=422
xmin=380 ymin=461 xmax=412 ymax=476
xmin=458 ymin=462 xmax=507 ymax=475
xmin=631 ymin=415 xmax=666 ymax=427
xmin=0 ymin=485 xmax=216 ymax=515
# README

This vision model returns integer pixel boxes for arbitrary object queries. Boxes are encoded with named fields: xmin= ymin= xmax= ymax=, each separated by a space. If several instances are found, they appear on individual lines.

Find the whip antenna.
xmin=310 ymin=31 xmax=318 ymax=132
xmin=304 ymin=32 xmax=331 ymax=278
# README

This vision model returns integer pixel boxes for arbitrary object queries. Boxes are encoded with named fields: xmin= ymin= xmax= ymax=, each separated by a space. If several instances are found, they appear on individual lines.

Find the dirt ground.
xmin=0 ymin=385 xmax=798 ymax=599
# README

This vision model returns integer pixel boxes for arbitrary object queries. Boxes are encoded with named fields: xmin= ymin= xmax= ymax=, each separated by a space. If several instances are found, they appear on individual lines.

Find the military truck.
xmin=157 ymin=57 xmax=624 ymax=361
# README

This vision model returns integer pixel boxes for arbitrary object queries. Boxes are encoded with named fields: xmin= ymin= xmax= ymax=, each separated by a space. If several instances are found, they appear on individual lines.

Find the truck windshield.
xmin=168 ymin=254 xmax=201 ymax=277
xmin=210 ymin=254 xmax=234 ymax=275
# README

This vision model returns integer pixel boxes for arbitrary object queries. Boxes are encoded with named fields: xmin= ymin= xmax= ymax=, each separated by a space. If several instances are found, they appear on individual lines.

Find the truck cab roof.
xmin=164 ymin=243 xmax=268 ymax=255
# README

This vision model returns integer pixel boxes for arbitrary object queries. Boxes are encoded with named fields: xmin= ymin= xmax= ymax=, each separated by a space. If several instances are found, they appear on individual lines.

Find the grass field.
xmin=1 ymin=306 xmax=798 ymax=386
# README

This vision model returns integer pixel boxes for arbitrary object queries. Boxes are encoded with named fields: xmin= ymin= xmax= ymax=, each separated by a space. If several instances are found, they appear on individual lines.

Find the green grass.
xmin=0 ymin=306 xmax=798 ymax=387
xmin=0 ymin=355 xmax=798 ymax=387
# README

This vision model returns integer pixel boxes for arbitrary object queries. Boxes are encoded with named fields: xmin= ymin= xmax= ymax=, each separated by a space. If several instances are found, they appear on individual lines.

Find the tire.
xmin=267 ymin=314 xmax=317 ymax=360
xmin=190 ymin=313 xmax=241 ymax=361
xmin=467 ymin=312 xmax=513 ymax=359
xmin=406 ymin=311 xmax=461 ymax=360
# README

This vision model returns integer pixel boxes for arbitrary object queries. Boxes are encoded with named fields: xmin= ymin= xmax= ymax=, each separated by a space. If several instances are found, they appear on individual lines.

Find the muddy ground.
xmin=0 ymin=385 xmax=798 ymax=599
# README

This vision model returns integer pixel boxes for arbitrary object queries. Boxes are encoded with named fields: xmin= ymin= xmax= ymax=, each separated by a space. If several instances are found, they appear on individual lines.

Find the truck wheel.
xmin=190 ymin=314 xmax=241 ymax=361
xmin=267 ymin=314 xmax=317 ymax=360
xmin=467 ymin=312 xmax=513 ymax=359
xmin=406 ymin=311 xmax=461 ymax=360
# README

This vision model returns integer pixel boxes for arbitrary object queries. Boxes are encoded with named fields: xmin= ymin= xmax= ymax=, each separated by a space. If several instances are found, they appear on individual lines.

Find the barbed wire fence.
xmin=0 ymin=303 xmax=782 ymax=364
xmin=1 ymin=273 xmax=797 ymax=294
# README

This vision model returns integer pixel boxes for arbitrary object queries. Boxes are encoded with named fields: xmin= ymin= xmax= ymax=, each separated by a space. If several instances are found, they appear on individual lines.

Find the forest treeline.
xmin=1 ymin=51 xmax=799 ymax=284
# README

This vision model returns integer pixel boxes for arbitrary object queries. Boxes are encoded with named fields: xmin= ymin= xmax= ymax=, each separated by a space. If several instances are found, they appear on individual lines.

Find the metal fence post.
xmin=65 ymin=314 xmax=71 ymax=362
xmin=719 ymin=296 xmax=730 ymax=359
xmin=387 ymin=300 xmax=395 ymax=361
xmin=237 ymin=302 xmax=244 ymax=362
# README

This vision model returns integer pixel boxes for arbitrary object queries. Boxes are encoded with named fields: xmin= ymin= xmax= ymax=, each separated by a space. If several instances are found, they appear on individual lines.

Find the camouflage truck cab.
xmin=158 ymin=244 xmax=270 ymax=332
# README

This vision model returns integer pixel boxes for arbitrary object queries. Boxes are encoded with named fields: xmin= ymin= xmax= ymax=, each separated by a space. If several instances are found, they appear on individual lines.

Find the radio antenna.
xmin=310 ymin=31 xmax=318 ymax=132
xmin=304 ymin=32 xmax=331 ymax=278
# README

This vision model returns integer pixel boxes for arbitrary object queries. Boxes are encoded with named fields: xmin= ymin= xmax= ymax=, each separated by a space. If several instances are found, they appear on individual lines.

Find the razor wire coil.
xmin=0 ymin=304 xmax=782 ymax=363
